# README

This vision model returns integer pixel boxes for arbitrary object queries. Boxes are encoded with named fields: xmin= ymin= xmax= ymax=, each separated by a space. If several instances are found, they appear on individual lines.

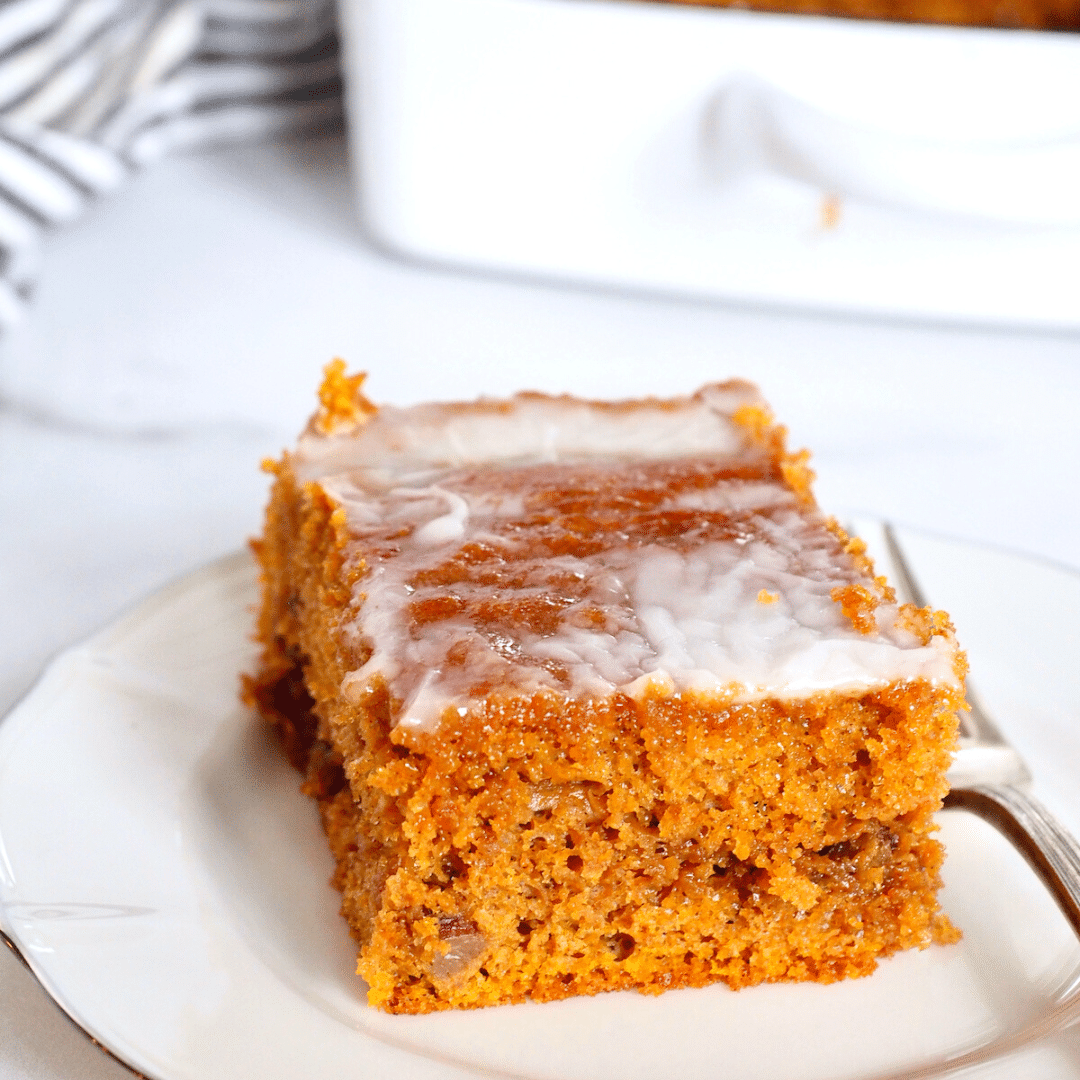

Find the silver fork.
xmin=851 ymin=519 xmax=1080 ymax=942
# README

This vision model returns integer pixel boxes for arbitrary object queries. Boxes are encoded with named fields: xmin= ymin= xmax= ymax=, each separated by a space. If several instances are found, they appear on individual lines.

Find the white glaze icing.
xmin=293 ymin=383 xmax=763 ymax=485
xmin=300 ymin=387 xmax=959 ymax=731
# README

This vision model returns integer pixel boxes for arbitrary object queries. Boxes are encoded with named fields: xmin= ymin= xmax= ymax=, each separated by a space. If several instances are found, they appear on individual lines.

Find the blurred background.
xmin=2 ymin=0 xmax=1080 ymax=1075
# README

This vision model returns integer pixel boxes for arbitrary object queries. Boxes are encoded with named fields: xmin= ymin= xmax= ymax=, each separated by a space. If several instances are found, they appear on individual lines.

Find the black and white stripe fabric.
xmin=0 ymin=0 xmax=342 ymax=329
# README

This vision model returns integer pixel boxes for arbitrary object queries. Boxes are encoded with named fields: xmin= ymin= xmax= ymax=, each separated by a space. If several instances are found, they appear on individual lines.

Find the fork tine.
xmin=882 ymin=521 xmax=929 ymax=608
xmin=881 ymin=523 xmax=1022 ymax=758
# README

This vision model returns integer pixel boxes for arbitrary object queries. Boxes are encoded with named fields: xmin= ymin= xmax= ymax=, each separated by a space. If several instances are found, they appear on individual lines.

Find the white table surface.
xmin=1 ymin=129 xmax=1079 ymax=1080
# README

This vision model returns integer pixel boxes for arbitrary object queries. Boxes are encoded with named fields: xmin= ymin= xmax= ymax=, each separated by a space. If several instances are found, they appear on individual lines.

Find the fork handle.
xmin=945 ymin=784 xmax=1080 ymax=940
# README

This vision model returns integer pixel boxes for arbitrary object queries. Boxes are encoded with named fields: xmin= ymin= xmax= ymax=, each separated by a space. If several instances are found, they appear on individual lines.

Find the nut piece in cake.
xmin=246 ymin=366 xmax=965 ymax=1014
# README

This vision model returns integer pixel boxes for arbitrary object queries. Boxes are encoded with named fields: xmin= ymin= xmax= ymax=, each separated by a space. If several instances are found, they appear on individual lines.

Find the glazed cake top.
xmin=294 ymin=370 xmax=961 ymax=731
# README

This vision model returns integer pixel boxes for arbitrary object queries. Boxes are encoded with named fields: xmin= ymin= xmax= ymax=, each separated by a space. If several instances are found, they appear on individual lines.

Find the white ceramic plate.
xmin=2 ymin=529 xmax=1080 ymax=1080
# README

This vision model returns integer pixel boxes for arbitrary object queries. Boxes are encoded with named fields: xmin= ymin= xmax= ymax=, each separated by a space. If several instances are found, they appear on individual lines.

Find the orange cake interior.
xmin=246 ymin=363 xmax=964 ymax=1014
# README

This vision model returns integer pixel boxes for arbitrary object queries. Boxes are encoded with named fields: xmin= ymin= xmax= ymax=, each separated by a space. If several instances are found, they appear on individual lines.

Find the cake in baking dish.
xmin=246 ymin=362 xmax=964 ymax=1014
xmin=657 ymin=0 xmax=1080 ymax=29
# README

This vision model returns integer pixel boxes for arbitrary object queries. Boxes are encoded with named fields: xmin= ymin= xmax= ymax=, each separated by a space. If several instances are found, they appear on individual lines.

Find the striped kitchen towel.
xmin=0 ymin=0 xmax=343 ymax=330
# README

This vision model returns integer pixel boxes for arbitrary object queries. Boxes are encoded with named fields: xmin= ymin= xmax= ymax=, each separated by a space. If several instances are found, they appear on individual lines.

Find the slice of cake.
xmin=246 ymin=362 xmax=965 ymax=1014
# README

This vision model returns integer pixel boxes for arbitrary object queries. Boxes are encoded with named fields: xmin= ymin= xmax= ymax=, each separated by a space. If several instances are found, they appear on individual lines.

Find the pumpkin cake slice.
xmin=246 ymin=363 xmax=964 ymax=1014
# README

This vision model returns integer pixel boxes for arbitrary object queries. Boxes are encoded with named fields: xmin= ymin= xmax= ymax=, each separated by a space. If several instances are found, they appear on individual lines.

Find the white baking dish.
xmin=339 ymin=0 xmax=1080 ymax=327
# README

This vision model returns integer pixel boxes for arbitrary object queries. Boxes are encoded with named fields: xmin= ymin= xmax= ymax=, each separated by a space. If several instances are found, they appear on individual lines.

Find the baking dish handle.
xmin=705 ymin=74 xmax=1080 ymax=225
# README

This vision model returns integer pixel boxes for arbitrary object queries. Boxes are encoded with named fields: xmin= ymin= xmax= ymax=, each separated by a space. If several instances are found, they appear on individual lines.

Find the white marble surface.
xmin=1 ymin=129 xmax=1079 ymax=1080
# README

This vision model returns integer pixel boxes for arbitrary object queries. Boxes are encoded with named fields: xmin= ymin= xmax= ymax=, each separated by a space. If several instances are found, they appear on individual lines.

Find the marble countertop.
xmin=2 ymin=130 xmax=1079 ymax=1080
